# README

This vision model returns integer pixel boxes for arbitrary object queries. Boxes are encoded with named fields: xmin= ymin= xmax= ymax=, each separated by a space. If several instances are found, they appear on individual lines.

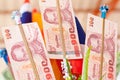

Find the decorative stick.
xmin=56 ymin=0 xmax=66 ymax=58
xmin=12 ymin=11 xmax=40 ymax=80
xmin=56 ymin=0 xmax=73 ymax=80
xmin=99 ymin=5 xmax=108 ymax=80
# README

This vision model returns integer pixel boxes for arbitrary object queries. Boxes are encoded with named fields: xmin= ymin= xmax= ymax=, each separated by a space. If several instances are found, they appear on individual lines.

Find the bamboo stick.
xmin=12 ymin=11 xmax=40 ymax=80
xmin=56 ymin=0 xmax=66 ymax=58
xmin=99 ymin=5 xmax=108 ymax=80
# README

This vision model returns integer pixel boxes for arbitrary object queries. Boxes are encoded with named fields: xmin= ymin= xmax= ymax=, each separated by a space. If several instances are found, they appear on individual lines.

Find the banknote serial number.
xmin=89 ymin=17 xmax=94 ymax=27
xmin=5 ymin=29 xmax=12 ymax=39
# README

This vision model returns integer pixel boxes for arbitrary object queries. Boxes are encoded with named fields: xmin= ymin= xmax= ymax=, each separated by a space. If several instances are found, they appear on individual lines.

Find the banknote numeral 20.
xmin=5 ymin=29 xmax=11 ymax=39
xmin=89 ymin=17 xmax=94 ymax=27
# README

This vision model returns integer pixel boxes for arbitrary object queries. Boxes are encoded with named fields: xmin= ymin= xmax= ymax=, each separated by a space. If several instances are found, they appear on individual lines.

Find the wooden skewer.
xmin=99 ymin=5 xmax=108 ymax=80
xmin=99 ymin=17 xmax=105 ymax=80
xmin=56 ymin=1 xmax=73 ymax=79
xmin=12 ymin=11 xmax=40 ymax=80
xmin=18 ymin=24 xmax=40 ymax=80
xmin=56 ymin=0 xmax=66 ymax=58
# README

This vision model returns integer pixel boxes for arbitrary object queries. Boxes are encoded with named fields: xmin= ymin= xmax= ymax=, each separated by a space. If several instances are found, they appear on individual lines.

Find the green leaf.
xmin=78 ymin=75 xmax=82 ymax=80
xmin=64 ymin=58 xmax=73 ymax=80
xmin=82 ymin=47 xmax=91 ymax=80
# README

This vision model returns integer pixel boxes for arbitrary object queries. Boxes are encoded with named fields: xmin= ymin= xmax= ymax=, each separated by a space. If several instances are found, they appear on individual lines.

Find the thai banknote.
xmin=83 ymin=14 xmax=117 ymax=80
xmin=2 ymin=22 xmax=55 ymax=80
xmin=39 ymin=0 xmax=82 ymax=59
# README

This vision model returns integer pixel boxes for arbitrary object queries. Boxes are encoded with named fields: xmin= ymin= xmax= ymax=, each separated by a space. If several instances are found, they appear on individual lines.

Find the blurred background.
xmin=0 ymin=0 xmax=120 ymax=79
xmin=1 ymin=0 xmax=120 ymax=46
xmin=0 ymin=0 xmax=120 ymax=30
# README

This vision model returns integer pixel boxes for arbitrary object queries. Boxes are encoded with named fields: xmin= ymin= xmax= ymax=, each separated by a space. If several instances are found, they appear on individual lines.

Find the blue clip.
xmin=0 ymin=48 xmax=8 ymax=64
xmin=100 ymin=5 xmax=109 ymax=19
